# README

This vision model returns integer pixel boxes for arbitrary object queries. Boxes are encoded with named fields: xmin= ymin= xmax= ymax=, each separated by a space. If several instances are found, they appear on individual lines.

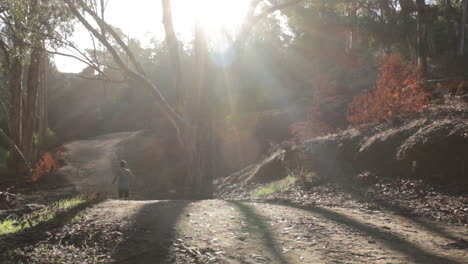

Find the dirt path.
xmin=16 ymin=133 xmax=464 ymax=263
xmin=59 ymin=132 xmax=140 ymax=194
xmin=43 ymin=199 xmax=466 ymax=264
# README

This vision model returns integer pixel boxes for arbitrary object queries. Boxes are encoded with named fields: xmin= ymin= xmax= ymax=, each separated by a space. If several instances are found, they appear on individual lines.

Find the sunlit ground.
xmin=94 ymin=200 xmax=468 ymax=263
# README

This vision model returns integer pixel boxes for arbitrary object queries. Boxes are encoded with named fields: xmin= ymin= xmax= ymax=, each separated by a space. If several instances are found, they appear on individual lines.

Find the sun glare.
xmin=56 ymin=0 xmax=252 ymax=72
xmin=173 ymin=0 xmax=250 ymax=51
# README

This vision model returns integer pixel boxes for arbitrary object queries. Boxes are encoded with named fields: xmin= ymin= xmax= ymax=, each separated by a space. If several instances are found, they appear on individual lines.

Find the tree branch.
xmin=0 ymin=128 xmax=31 ymax=173
xmin=0 ymin=94 xmax=9 ymax=125
xmin=75 ymin=0 xmax=147 ymax=75
xmin=64 ymin=0 xmax=185 ymax=139
xmin=253 ymin=0 xmax=303 ymax=23
xmin=75 ymin=75 xmax=127 ymax=84
xmin=47 ymin=49 xmax=104 ymax=74
xmin=234 ymin=0 xmax=303 ymax=51
xmin=0 ymin=38 xmax=10 ymax=67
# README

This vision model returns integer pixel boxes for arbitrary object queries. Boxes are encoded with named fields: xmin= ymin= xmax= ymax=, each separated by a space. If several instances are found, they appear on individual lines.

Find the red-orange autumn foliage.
xmin=32 ymin=151 xmax=63 ymax=182
xmin=347 ymin=54 xmax=429 ymax=125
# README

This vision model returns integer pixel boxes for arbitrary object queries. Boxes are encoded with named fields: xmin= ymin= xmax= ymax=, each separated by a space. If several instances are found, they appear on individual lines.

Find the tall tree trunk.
xmin=416 ymin=0 xmax=428 ymax=76
xmin=457 ymin=0 xmax=468 ymax=55
xmin=193 ymin=23 xmax=215 ymax=198
xmin=38 ymin=51 xmax=48 ymax=153
xmin=446 ymin=0 xmax=455 ymax=57
xmin=427 ymin=16 xmax=436 ymax=56
xmin=22 ymin=47 xmax=43 ymax=162
xmin=162 ymin=0 xmax=185 ymax=115
xmin=348 ymin=0 xmax=358 ymax=52
xmin=399 ymin=0 xmax=415 ymax=56
xmin=160 ymin=0 xmax=211 ymax=198
xmin=7 ymin=53 xmax=24 ymax=172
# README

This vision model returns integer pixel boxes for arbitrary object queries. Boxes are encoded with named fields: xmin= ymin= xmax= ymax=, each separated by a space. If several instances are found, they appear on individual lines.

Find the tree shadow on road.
xmin=111 ymin=200 xmax=191 ymax=264
xmin=266 ymin=202 xmax=464 ymax=264
xmin=337 ymin=180 xmax=466 ymax=244
xmin=229 ymin=201 xmax=291 ymax=264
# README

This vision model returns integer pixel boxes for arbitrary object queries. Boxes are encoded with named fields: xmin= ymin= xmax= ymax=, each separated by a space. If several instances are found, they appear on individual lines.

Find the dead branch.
xmin=0 ymin=128 xmax=31 ymax=173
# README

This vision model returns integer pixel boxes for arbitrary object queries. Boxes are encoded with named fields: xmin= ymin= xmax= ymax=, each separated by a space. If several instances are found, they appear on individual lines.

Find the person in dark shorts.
xmin=112 ymin=160 xmax=134 ymax=199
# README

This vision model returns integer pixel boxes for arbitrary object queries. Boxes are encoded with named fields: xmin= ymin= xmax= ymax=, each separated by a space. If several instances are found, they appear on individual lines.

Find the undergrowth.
xmin=252 ymin=175 xmax=297 ymax=197
xmin=0 ymin=196 xmax=91 ymax=235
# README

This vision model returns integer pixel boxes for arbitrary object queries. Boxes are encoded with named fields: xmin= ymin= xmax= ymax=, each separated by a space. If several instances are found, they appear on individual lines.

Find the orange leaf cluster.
xmin=32 ymin=151 xmax=62 ymax=182
xmin=347 ymin=54 xmax=429 ymax=125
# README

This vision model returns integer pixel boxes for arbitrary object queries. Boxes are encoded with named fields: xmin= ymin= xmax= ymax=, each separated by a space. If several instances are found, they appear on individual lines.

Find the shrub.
xmin=347 ymin=54 xmax=429 ymax=125
xmin=32 ymin=151 xmax=62 ymax=182
xmin=34 ymin=128 xmax=58 ymax=148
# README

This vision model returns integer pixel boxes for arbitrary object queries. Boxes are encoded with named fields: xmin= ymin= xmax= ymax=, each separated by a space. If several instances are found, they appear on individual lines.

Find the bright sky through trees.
xmin=55 ymin=0 xmax=251 ymax=73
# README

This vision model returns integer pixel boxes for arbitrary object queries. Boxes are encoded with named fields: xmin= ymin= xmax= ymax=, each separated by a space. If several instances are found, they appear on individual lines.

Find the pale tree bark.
xmin=348 ymin=0 xmax=358 ymax=52
xmin=162 ymin=0 xmax=185 ymax=115
xmin=22 ymin=47 xmax=43 ymax=161
xmin=7 ymin=49 xmax=24 ymax=172
xmin=416 ymin=0 xmax=428 ymax=76
xmin=192 ymin=22 xmax=215 ymax=198
xmin=457 ymin=0 xmax=467 ymax=55
xmin=37 ymin=49 xmax=48 ymax=153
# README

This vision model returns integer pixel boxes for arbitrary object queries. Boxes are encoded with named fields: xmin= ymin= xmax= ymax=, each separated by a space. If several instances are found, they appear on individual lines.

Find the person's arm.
xmin=112 ymin=173 xmax=118 ymax=184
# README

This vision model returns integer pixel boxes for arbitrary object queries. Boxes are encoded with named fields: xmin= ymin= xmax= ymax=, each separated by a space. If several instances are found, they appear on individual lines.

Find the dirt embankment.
xmin=216 ymin=102 xmax=468 ymax=224
xmin=218 ymin=113 xmax=468 ymax=190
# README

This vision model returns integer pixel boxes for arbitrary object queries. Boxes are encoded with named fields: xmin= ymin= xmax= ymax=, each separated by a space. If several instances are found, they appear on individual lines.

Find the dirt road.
xmin=20 ymin=133 xmax=464 ymax=263
xmin=47 ymin=199 xmax=465 ymax=264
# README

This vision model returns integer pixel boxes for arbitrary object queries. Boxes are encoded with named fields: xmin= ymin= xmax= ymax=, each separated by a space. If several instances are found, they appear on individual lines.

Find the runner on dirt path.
xmin=112 ymin=160 xmax=135 ymax=200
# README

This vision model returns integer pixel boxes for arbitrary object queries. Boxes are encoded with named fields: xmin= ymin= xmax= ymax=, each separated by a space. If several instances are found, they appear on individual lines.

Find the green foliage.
xmin=45 ymin=128 xmax=58 ymax=146
xmin=0 ymin=196 xmax=87 ymax=235
xmin=34 ymin=128 xmax=58 ymax=147
xmin=252 ymin=175 xmax=297 ymax=197
xmin=32 ymin=128 xmax=58 ymax=149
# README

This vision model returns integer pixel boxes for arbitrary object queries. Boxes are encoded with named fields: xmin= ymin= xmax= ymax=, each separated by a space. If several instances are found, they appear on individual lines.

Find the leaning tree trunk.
xmin=416 ymin=0 xmax=428 ymax=76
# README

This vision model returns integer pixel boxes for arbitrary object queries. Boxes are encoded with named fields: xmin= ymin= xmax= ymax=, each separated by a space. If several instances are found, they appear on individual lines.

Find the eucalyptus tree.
xmin=0 ymin=0 xmax=73 ymax=173
xmin=64 ymin=0 xmax=303 ymax=198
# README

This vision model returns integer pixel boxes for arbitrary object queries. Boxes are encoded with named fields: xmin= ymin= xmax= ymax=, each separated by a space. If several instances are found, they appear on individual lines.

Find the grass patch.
xmin=0 ymin=196 xmax=89 ymax=235
xmin=252 ymin=175 xmax=296 ymax=197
